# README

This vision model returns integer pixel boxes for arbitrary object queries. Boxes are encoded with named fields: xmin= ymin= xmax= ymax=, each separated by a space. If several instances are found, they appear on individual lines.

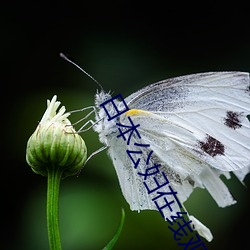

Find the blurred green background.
xmin=2 ymin=2 xmax=250 ymax=250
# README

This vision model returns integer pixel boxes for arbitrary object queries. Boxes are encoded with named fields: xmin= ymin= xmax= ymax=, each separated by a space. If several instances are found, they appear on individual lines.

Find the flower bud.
xmin=26 ymin=95 xmax=87 ymax=178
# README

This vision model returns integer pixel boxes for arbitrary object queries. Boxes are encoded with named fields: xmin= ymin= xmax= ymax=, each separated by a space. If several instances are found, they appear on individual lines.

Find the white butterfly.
xmin=90 ymin=72 xmax=250 ymax=242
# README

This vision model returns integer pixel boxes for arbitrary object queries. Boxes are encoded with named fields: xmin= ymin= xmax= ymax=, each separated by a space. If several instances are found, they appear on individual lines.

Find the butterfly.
xmin=60 ymin=54 xmax=250 ymax=241
xmin=90 ymin=71 xmax=250 ymax=241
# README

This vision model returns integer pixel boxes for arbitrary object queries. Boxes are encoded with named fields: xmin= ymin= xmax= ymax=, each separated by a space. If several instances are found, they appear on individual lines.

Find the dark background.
xmin=2 ymin=1 xmax=250 ymax=249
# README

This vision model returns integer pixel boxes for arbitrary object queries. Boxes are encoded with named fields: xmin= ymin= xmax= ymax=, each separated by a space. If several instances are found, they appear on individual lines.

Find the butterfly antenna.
xmin=60 ymin=53 xmax=104 ymax=91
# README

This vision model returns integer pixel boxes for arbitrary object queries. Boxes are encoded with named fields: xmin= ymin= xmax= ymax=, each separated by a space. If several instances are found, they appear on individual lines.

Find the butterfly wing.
xmin=106 ymin=127 xmax=184 ymax=216
xmin=106 ymin=134 xmax=156 ymax=211
xmin=125 ymin=72 xmax=250 ymax=173
xmin=94 ymin=72 xmax=249 ymax=242
xmin=112 ymin=72 xmax=250 ymax=209
xmin=117 ymin=111 xmax=237 ymax=208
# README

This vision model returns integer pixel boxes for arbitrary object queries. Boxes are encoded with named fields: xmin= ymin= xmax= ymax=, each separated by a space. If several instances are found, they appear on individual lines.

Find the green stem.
xmin=47 ymin=165 xmax=63 ymax=250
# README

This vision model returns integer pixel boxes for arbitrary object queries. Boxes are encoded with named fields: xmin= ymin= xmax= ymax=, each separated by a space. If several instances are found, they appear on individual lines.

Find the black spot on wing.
xmin=199 ymin=135 xmax=225 ymax=157
xmin=224 ymin=111 xmax=243 ymax=130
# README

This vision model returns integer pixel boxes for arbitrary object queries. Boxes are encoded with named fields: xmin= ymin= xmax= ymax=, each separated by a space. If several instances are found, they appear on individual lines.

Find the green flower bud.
xmin=26 ymin=95 xmax=87 ymax=178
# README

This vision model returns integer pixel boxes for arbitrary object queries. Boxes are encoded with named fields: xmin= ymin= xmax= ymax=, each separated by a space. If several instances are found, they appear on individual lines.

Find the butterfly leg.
xmin=77 ymin=145 xmax=108 ymax=175
xmin=85 ymin=145 xmax=108 ymax=165
xmin=77 ymin=119 xmax=98 ymax=133
xmin=70 ymin=106 xmax=96 ymax=125
xmin=68 ymin=106 xmax=100 ymax=132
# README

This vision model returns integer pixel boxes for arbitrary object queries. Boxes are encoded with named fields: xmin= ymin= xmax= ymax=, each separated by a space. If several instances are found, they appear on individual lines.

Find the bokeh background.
xmin=2 ymin=1 xmax=250 ymax=250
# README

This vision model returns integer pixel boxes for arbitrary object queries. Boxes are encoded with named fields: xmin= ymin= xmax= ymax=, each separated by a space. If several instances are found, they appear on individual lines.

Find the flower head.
xmin=26 ymin=95 xmax=87 ymax=178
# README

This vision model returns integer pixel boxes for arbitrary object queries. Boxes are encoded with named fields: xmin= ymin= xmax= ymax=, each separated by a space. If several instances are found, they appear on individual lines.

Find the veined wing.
xmin=125 ymin=72 xmax=249 ymax=114
xmin=106 ymin=127 xmax=184 ymax=214
xmin=124 ymin=72 xmax=250 ymax=173
xmin=118 ymin=111 xmax=237 ymax=208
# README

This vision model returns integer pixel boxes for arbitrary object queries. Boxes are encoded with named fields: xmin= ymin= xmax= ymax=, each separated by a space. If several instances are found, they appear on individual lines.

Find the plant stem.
xmin=47 ymin=165 xmax=63 ymax=250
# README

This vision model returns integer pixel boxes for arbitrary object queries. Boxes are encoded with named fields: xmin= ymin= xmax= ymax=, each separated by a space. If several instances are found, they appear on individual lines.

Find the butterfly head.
xmin=94 ymin=90 xmax=120 ymax=145
xmin=94 ymin=89 xmax=112 ymax=107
